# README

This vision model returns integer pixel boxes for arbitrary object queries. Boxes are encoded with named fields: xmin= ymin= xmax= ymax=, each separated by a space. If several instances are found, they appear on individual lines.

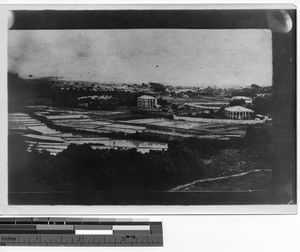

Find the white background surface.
xmin=0 ymin=1 xmax=299 ymax=251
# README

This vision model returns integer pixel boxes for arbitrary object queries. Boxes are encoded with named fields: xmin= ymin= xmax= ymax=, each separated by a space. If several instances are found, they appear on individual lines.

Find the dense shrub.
xmin=9 ymin=139 xmax=208 ymax=192
xmin=8 ymin=131 xmax=269 ymax=192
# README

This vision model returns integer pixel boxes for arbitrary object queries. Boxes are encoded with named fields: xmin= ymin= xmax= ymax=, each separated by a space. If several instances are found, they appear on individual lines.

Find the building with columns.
xmin=224 ymin=106 xmax=254 ymax=119
xmin=137 ymin=95 xmax=157 ymax=108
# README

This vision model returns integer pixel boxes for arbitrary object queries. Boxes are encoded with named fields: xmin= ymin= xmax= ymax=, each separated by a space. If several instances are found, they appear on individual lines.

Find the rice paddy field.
xmin=8 ymin=111 xmax=168 ymax=155
xmin=9 ymin=107 xmax=270 ymax=155
xmin=119 ymin=117 xmax=253 ymax=138
xmin=8 ymin=108 xmax=273 ymax=196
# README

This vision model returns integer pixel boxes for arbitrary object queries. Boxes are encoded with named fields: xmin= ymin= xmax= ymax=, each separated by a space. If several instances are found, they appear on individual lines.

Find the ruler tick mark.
xmin=0 ymin=218 xmax=162 ymax=247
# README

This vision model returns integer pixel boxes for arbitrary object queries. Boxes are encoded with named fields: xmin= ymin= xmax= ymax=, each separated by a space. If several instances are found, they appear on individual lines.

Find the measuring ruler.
xmin=0 ymin=217 xmax=163 ymax=246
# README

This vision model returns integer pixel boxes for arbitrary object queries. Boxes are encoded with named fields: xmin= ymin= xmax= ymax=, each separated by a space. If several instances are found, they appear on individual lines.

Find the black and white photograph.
xmin=6 ymin=7 xmax=296 ymax=205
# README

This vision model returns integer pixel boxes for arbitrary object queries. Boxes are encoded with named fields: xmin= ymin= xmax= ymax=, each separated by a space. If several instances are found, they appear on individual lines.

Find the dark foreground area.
xmin=8 ymin=126 xmax=274 ymax=205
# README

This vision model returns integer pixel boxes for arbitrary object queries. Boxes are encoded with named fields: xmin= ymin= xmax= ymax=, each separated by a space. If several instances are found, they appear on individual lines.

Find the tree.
xmin=202 ymin=86 xmax=215 ymax=96
xmin=253 ymin=96 xmax=272 ymax=115
xmin=216 ymin=107 xmax=225 ymax=117
xmin=171 ymin=104 xmax=179 ymax=111
xmin=251 ymin=84 xmax=260 ymax=89
xmin=149 ymin=82 xmax=166 ymax=93
xmin=157 ymin=97 xmax=168 ymax=107
xmin=229 ymin=99 xmax=246 ymax=107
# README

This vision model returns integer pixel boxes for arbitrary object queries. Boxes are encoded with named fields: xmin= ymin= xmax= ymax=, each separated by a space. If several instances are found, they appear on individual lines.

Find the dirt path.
xmin=169 ymin=169 xmax=272 ymax=192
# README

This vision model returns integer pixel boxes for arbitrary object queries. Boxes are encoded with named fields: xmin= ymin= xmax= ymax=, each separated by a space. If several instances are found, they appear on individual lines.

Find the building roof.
xmin=231 ymin=96 xmax=252 ymax=100
xmin=225 ymin=106 xmax=254 ymax=112
xmin=138 ymin=95 xmax=156 ymax=99
xmin=185 ymin=104 xmax=221 ymax=110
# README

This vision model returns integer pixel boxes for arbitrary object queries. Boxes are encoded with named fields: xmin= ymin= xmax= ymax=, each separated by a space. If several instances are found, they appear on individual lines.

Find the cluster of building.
xmin=78 ymin=95 xmax=112 ymax=101
xmin=231 ymin=96 xmax=253 ymax=105
xmin=137 ymin=95 xmax=256 ymax=120
xmin=227 ymin=96 xmax=254 ymax=119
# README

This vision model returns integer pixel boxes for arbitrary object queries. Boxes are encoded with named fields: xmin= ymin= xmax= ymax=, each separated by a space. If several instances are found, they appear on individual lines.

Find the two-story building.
xmin=137 ymin=95 xmax=157 ymax=108
xmin=224 ymin=106 xmax=254 ymax=119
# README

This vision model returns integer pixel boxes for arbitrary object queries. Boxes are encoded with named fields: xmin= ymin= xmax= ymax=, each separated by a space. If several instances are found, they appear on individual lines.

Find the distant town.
xmin=9 ymin=73 xmax=272 ymax=116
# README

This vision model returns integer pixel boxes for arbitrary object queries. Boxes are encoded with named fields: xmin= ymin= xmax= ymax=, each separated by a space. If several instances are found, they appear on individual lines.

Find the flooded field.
xmin=120 ymin=117 xmax=250 ymax=138
xmin=9 ymin=111 xmax=168 ymax=155
xmin=9 ymin=107 xmax=270 ymax=155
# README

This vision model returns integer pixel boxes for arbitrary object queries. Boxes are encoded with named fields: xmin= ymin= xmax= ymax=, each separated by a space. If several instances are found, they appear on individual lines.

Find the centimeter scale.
xmin=0 ymin=217 xmax=163 ymax=246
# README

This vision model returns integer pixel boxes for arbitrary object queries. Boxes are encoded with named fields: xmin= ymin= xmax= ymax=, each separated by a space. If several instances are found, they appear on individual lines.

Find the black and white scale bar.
xmin=0 ymin=218 xmax=163 ymax=246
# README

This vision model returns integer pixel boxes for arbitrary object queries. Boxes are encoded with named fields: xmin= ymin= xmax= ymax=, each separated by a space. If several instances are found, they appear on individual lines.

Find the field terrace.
xmin=8 ymin=110 xmax=168 ymax=155
xmin=119 ymin=117 xmax=252 ymax=140
xmin=37 ymin=108 xmax=255 ymax=140
xmin=9 ymin=107 xmax=271 ymax=156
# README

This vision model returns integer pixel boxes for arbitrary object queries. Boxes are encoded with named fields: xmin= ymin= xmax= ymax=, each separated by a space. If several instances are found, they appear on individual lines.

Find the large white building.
xmin=137 ymin=95 xmax=157 ymax=108
xmin=224 ymin=106 xmax=254 ymax=119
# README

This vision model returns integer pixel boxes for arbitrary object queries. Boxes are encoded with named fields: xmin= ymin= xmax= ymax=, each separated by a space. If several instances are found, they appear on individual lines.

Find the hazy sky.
xmin=8 ymin=29 xmax=272 ymax=87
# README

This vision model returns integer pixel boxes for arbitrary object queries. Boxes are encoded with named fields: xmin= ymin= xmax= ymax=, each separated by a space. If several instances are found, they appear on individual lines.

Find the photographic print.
xmin=7 ymin=7 xmax=296 ymax=205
